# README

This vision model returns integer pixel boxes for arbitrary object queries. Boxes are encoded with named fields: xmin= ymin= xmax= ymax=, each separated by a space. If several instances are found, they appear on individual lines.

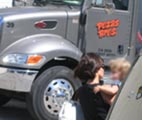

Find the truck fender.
xmin=0 ymin=34 xmax=82 ymax=69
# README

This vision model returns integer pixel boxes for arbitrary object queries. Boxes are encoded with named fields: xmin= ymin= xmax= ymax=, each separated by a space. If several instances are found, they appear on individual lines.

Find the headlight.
xmin=3 ymin=54 xmax=45 ymax=65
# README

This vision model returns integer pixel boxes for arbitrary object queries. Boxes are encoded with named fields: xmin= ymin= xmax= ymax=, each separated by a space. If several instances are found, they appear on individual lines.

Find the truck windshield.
xmin=12 ymin=0 xmax=83 ymax=7
xmin=20 ymin=0 xmax=83 ymax=7
xmin=62 ymin=0 xmax=83 ymax=5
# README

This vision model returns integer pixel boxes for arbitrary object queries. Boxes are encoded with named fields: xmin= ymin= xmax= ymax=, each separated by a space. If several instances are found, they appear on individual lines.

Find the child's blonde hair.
xmin=109 ymin=58 xmax=131 ymax=80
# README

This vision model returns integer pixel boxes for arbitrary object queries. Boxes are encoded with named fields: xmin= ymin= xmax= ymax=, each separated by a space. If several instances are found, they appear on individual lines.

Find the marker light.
xmin=27 ymin=55 xmax=43 ymax=65
xmin=3 ymin=54 xmax=45 ymax=65
xmin=35 ymin=21 xmax=47 ymax=29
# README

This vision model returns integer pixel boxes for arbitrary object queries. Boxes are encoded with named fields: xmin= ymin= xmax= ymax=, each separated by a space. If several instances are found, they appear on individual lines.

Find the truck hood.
xmin=0 ymin=6 xmax=69 ymax=51
xmin=0 ymin=5 xmax=80 ymax=53
xmin=0 ymin=6 xmax=70 ymax=17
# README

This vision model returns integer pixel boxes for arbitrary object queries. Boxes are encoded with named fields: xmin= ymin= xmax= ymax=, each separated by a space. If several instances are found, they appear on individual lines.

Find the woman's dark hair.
xmin=74 ymin=53 xmax=104 ymax=83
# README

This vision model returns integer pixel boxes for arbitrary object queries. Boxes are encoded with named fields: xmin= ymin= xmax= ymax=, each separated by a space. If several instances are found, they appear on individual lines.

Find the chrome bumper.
xmin=0 ymin=67 xmax=38 ymax=92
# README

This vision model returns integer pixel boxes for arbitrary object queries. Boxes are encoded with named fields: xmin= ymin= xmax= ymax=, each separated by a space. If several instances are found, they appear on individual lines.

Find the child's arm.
xmin=99 ymin=85 xmax=119 ymax=95
xmin=95 ymin=85 xmax=119 ymax=96
xmin=93 ymin=85 xmax=119 ymax=105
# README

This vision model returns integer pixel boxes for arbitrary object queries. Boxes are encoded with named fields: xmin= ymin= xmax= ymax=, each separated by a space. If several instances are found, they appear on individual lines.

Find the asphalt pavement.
xmin=0 ymin=99 xmax=33 ymax=120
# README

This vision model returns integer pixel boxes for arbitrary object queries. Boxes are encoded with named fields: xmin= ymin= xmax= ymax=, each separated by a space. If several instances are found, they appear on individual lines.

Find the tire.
xmin=0 ymin=94 xmax=11 ymax=107
xmin=26 ymin=66 xmax=81 ymax=120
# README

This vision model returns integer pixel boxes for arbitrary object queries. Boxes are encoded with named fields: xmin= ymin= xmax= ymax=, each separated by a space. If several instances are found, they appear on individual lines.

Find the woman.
xmin=74 ymin=53 xmax=110 ymax=120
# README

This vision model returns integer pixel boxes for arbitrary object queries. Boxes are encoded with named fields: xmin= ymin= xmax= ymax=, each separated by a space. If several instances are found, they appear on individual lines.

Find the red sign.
xmin=96 ymin=19 xmax=120 ymax=38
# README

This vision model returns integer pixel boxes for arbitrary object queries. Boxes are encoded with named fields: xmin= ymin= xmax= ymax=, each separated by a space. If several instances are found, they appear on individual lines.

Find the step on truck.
xmin=0 ymin=0 xmax=141 ymax=120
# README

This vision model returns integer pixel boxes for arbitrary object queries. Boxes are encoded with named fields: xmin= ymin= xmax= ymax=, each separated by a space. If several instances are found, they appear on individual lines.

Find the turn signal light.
xmin=27 ymin=55 xmax=43 ymax=65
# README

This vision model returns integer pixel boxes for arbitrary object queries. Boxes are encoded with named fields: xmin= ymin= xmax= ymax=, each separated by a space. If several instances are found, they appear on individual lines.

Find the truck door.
xmin=85 ymin=0 xmax=132 ymax=64
xmin=107 ymin=56 xmax=142 ymax=120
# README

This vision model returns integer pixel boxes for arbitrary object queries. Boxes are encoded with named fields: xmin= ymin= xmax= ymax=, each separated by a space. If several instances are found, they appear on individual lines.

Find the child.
xmin=95 ymin=58 xmax=131 ymax=105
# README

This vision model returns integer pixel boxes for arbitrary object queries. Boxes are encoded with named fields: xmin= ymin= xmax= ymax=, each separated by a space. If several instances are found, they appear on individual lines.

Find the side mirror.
xmin=105 ymin=2 xmax=115 ymax=9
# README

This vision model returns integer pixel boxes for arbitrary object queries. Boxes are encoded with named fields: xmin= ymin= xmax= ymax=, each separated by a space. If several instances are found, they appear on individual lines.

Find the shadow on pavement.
xmin=0 ymin=99 xmax=33 ymax=120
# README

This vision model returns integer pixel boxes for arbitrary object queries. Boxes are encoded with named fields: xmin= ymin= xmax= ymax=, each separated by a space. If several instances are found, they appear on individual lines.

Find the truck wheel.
xmin=0 ymin=95 xmax=11 ymax=107
xmin=27 ymin=66 xmax=81 ymax=120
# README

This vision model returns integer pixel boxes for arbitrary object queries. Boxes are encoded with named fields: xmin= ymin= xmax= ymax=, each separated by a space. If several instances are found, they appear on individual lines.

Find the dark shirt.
xmin=78 ymin=85 xmax=110 ymax=120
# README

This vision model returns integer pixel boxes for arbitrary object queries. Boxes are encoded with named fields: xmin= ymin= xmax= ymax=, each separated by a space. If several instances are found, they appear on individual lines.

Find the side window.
xmin=113 ymin=0 xmax=129 ymax=10
xmin=94 ymin=0 xmax=105 ymax=7
xmin=93 ymin=0 xmax=129 ymax=10
xmin=107 ymin=56 xmax=142 ymax=120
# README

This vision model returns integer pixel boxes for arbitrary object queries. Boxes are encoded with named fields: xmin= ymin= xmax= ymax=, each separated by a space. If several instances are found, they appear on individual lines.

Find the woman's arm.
xmin=101 ymin=93 xmax=116 ymax=105
xmin=95 ymin=85 xmax=119 ymax=95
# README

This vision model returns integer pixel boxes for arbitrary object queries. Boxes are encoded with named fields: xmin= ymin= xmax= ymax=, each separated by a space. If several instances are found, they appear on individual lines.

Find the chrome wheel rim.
xmin=43 ymin=79 xmax=74 ymax=116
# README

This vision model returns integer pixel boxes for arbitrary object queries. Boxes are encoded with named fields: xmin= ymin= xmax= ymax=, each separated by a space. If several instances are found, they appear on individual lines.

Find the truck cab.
xmin=0 ymin=0 xmax=141 ymax=120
